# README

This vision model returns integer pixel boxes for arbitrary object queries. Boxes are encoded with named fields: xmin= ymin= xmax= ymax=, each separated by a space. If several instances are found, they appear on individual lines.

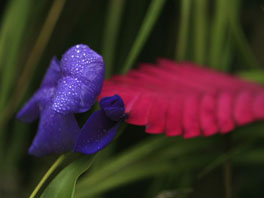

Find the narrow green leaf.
xmin=197 ymin=131 xmax=261 ymax=179
xmin=75 ymin=136 xmax=170 ymax=189
xmin=0 ymin=0 xmax=31 ymax=165
xmin=193 ymin=0 xmax=208 ymax=65
xmin=198 ymin=149 xmax=241 ymax=178
xmin=238 ymin=70 xmax=264 ymax=84
xmin=102 ymin=0 xmax=125 ymax=78
xmin=176 ymin=0 xmax=192 ymax=61
xmin=0 ymin=0 xmax=31 ymax=111
xmin=4 ymin=121 xmax=30 ymax=173
xmin=232 ymin=123 xmax=264 ymax=140
xmin=221 ymin=29 xmax=233 ymax=71
xmin=122 ymin=0 xmax=166 ymax=74
xmin=155 ymin=138 xmax=212 ymax=161
xmin=234 ymin=149 xmax=264 ymax=165
xmin=76 ymin=161 xmax=175 ymax=198
xmin=76 ymin=137 xmax=213 ymax=198
xmin=209 ymin=0 xmax=228 ymax=69
xmin=228 ymin=0 xmax=260 ymax=68
xmin=41 ymin=155 xmax=95 ymax=198
xmin=76 ymin=149 xmax=212 ymax=198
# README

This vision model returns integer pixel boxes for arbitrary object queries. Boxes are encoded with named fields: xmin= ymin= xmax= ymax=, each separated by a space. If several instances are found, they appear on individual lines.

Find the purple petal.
xmin=52 ymin=76 xmax=98 ymax=113
xmin=28 ymin=106 xmax=80 ymax=157
xmin=52 ymin=44 xmax=105 ymax=114
xmin=17 ymin=57 xmax=61 ymax=122
xmin=73 ymin=95 xmax=126 ymax=154
xmin=17 ymin=87 xmax=57 ymax=122
xmin=73 ymin=110 xmax=119 ymax=154
xmin=100 ymin=94 xmax=125 ymax=121
xmin=40 ymin=57 xmax=61 ymax=88
xmin=16 ymin=93 xmax=40 ymax=122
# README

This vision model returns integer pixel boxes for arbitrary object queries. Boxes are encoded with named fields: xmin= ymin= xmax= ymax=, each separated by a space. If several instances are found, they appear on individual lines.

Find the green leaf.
xmin=197 ymin=148 xmax=241 ymax=178
xmin=228 ymin=0 xmax=260 ymax=69
xmin=197 ymin=128 xmax=263 ymax=179
xmin=209 ymin=0 xmax=228 ymax=69
xmin=122 ymin=0 xmax=166 ymax=74
xmin=176 ymin=0 xmax=192 ymax=61
xmin=75 ymin=136 xmax=169 ymax=189
xmin=76 ymin=137 xmax=213 ymax=197
xmin=238 ymin=70 xmax=264 ymax=84
xmin=102 ymin=0 xmax=126 ymax=78
xmin=234 ymin=149 xmax=264 ymax=165
xmin=221 ymin=30 xmax=233 ymax=71
xmin=4 ymin=121 xmax=30 ymax=173
xmin=0 ymin=0 xmax=32 ymax=166
xmin=193 ymin=0 xmax=208 ymax=65
xmin=0 ymin=0 xmax=31 ymax=113
xmin=41 ymin=155 xmax=95 ymax=198
xmin=76 ymin=161 xmax=175 ymax=198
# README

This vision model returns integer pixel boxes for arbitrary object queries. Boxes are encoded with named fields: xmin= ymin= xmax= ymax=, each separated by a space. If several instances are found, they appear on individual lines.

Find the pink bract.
xmin=99 ymin=59 xmax=264 ymax=138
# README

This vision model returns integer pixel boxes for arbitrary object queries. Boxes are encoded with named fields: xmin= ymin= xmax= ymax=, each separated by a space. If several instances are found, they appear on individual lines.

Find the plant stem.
xmin=223 ymin=134 xmax=232 ymax=198
xmin=224 ymin=160 xmax=232 ymax=198
xmin=29 ymin=154 xmax=66 ymax=198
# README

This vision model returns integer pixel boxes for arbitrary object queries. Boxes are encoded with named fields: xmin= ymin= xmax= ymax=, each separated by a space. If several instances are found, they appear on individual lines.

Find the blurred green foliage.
xmin=0 ymin=0 xmax=263 ymax=198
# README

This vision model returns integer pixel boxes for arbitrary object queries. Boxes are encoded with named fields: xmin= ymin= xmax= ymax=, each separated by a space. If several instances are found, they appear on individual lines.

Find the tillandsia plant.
xmin=18 ymin=45 xmax=264 ymax=197
xmin=1 ymin=0 xmax=264 ymax=198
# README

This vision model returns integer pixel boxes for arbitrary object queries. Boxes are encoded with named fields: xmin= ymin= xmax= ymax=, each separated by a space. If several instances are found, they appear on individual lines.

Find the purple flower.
xmin=74 ymin=95 xmax=126 ymax=154
xmin=17 ymin=44 xmax=125 ymax=156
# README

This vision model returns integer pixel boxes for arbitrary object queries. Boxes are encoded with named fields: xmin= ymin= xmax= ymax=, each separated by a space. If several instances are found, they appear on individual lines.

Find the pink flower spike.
xmin=200 ymin=93 xmax=218 ymax=136
xmin=183 ymin=94 xmax=201 ymax=138
xmin=234 ymin=91 xmax=254 ymax=125
xmin=146 ymin=95 xmax=168 ymax=134
xmin=165 ymin=95 xmax=183 ymax=136
xmin=99 ymin=59 xmax=264 ymax=139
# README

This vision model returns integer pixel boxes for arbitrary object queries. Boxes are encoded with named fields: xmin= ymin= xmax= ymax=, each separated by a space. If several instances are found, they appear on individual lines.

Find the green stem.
xmin=41 ymin=155 xmax=95 ymax=198
xmin=223 ymin=134 xmax=232 ymax=198
xmin=29 ymin=155 xmax=66 ymax=198
xmin=224 ymin=160 xmax=232 ymax=198
xmin=103 ymin=0 xmax=125 ymax=78
xmin=122 ymin=0 xmax=166 ymax=74
xmin=176 ymin=0 xmax=191 ymax=61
